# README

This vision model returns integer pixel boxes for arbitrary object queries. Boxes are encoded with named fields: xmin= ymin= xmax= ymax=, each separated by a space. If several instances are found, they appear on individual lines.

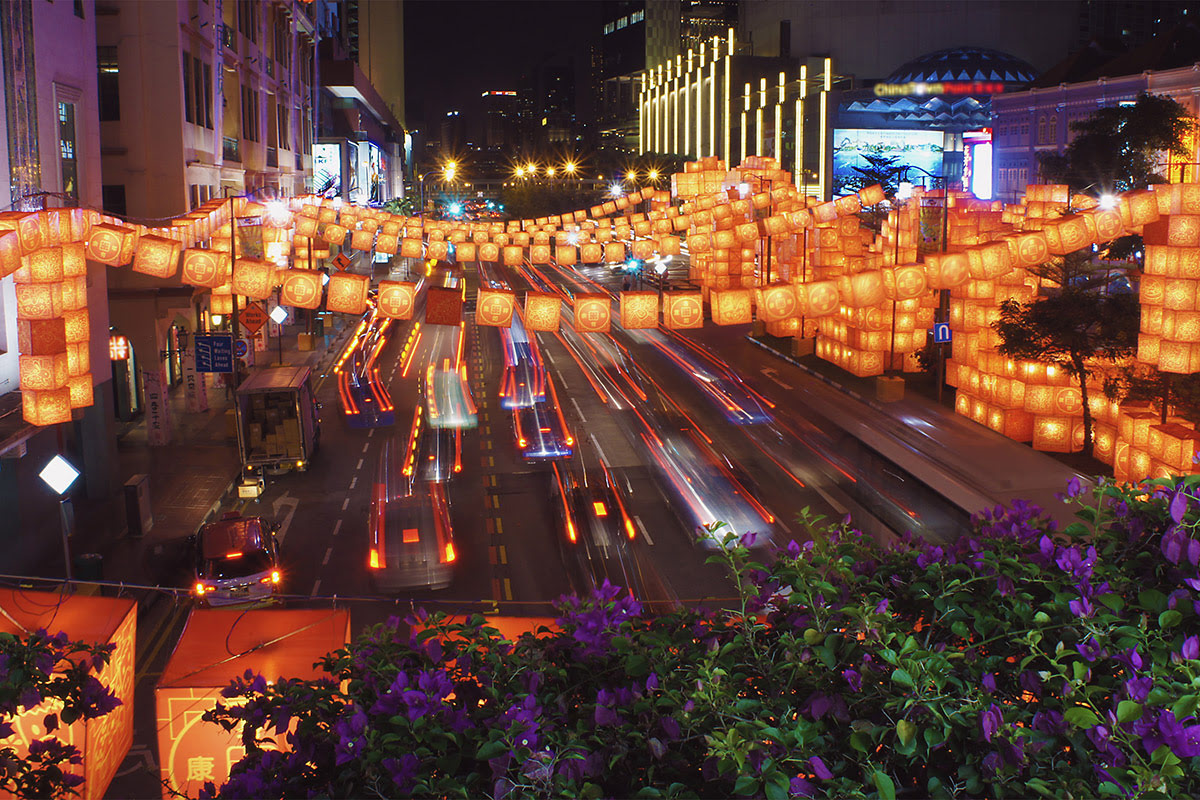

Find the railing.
xmin=266 ymin=146 xmax=277 ymax=167
xmin=223 ymin=136 xmax=240 ymax=162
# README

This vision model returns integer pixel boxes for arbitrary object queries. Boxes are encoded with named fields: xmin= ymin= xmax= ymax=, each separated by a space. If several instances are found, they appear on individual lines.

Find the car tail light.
xmin=369 ymin=549 xmax=380 ymax=569
xmin=444 ymin=542 xmax=456 ymax=563
xmin=518 ymin=438 xmax=527 ymax=448
xmin=567 ymin=518 xmax=577 ymax=543
xmin=624 ymin=516 xmax=636 ymax=540
xmin=194 ymin=582 xmax=212 ymax=596
xmin=262 ymin=570 xmax=282 ymax=585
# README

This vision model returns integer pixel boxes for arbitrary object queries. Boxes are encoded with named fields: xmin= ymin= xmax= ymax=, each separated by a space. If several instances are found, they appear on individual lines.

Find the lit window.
xmin=631 ymin=10 xmax=644 ymax=23
xmin=604 ymin=21 xmax=614 ymax=34
xmin=616 ymin=15 xmax=628 ymax=29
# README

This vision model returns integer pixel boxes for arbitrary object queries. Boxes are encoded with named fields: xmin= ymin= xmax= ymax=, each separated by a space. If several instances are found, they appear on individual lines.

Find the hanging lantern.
xmin=581 ymin=243 xmax=603 ymax=263
xmin=17 ymin=318 xmax=67 ymax=355
xmin=325 ymin=272 xmax=370 ymax=315
xmin=555 ymin=245 xmax=577 ymax=266
xmin=68 ymin=373 xmax=93 ymax=409
xmin=847 ymin=270 xmax=885 ymax=307
xmin=375 ymin=234 xmax=399 ymax=255
xmin=22 ymin=386 xmax=72 ymax=425
xmin=131 ymin=235 xmax=181 ymax=279
xmin=0 ymin=210 xmax=47 ymax=253
xmin=886 ymin=265 xmax=927 ymax=300
xmin=710 ymin=289 xmax=753 ymax=325
xmin=574 ymin=294 xmax=611 ymax=333
xmin=604 ymin=242 xmax=625 ymax=263
xmin=687 ymin=233 xmax=712 ymax=254
xmin=424 ymin=286 xmax=464 ymax=326
xmin=0 ymin=231 xmax=21 ymax=278
xmin=232 ymin=259 xmax=275 ymax=300
xmin=180 ymin=249 xmax=230 ymax=288
xmin=279 ymin=269 xmax=324 ymax=310
xmin=1011 ymin=232 xmax=1050 ymax=268
xmin=802 ymin=280 xmax=840 ymax=317
xmin=424 ymin=240 xmax=447 ymax=261
xmin=396 ymin=238 xmax=420 ymax=259
xmin=66 ymin=341 xmax=89 ymax=376
xmin=858 ymin=184 xmax=886 ymax=206
xmin=350 ymin=229 xmax=374 ymax=251
xmin=759 ymin=284 xmax=799 ymax=322
xmin=476 ymin=288 xmax=516 ymax=328
xmin=1126 ymin=190 xmax=1160 ymax=226
xmin=18 ymin=247 xmax=64 ymax=284
xmin=619 ymin=291 xmax=658 ymax=329
xmin=376 ymin=281 xmax=417 ymax=320
xmin=86 ymin=223 xmax=137 ymax=266
xmin=63 ymin=308 xmax=89 ymax=343
xmin=659 ymin=236 xmax=681 ymax=256
xmin=15 ymin=283 xmax=63 ymax=319
xmin=61 ymin=242 xmax=87 ymax=278
xmin=19 ymin=352 xmax=69 ymax=390
xmin=524 ymin=292 xmax=562 ymax=332
xmin=479 ymin=242 xmax=500 ymax=262
xmin=530 ymin=244 xmax=551 ymax=264
xmin=502 ymin=245 xmax=523 ymax=266
xmin=294 ymin=216 xmax=319 ymax=238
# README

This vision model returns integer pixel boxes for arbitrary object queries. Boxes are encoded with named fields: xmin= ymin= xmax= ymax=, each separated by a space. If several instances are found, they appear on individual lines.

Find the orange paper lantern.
xmin=86 ymin=223 xmax=137 ymax=266
xmin=63 ymin=308 xmax=90 ymax=343
xmin=581 ymin=243 xmax=603 ymax=263
xmin=530 ymin=244 xmax=551 ymax=264
xmin=400 ymin=238 xmax=423 ymax=258
xmin=760 ymin=283 xmax=799 ymax=322
xmin=133 ymin=235 xmax=182 ymax=279
xmin=555 ymin=245 xmax=577 ymax=266
xmin=573 ymin=293 xmax=612 ymax=333
xmin=68 ymin=372 xmax=94 ymax=408
xmin=425 ymin=286 xmax=464 ymax=326
xmin=501 ymin=245 xmax=523 ymax=266
xmin=426 ymin=240 xmax=449 ymax=261
xmin=476 ymin=288 xmax=516 ymax=328
xmin=321 ymin=223 xmax=348 ymax=246
xmin=604 ymin=242 xmax=626 ymax=263
xmin=663 ymin=291 xmax=704 ymax=330
xmin=479 ymin=242 xmax=500 ymax=262
xmin=19 ymin=352 xmax=69 ymax=390
xmin=180 ymin=249 xmax=230 ymax=289
xmin=22 ymin=386 xmax=72 ymax=425
xmin=375 ymin=234 xmax=399 ymax=255
xmin=456 ymin=242 xmax=477 ymax=262
xmin=232 ymin=259 xmax=275 ymax=300
xmin=325 ymin=272 xmax=370 ymax=315
xmin=710 ymin=288 xmax=753 ymax=325
xmin=17 ymin=318 xmax=67 ymax=354
xmin=524 ymin=292 xmax=562 ymax=332
xmin=619 ymin=291 xmax=658 ymax=329
xmin=803 ymin=280 xmax=840 ymax=317
xmin=15 ymin=283 xmax=63 ymax=319
xmin=376 ymin=281 xmax=417 ymax=320
xmin=279 ymin=269 xmax=324 ymax=309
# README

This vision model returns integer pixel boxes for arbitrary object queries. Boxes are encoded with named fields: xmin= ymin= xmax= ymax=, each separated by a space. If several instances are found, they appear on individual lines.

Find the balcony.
xmin=223 ymin=136 xmax=240 ymax=162
xmin=266 ymin=146 xmax=277 ymax=168
xmin=220 ymin=23 xmax=236 ymax=51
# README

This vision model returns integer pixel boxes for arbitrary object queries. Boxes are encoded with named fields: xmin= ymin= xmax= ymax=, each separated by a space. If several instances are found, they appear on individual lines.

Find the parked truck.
xmin=235 ymin=366 xmax=321 ymax=495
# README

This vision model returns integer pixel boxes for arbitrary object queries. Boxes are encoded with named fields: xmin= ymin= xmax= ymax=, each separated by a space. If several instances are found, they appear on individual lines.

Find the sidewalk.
xmin=56 ymin=318 xmax=355 ymax=588
xmin=741 ymin=332 xmax=1091 ymax=532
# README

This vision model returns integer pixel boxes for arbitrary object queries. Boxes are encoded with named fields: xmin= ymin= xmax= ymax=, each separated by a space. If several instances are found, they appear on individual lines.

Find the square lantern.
xmin=859 ymin=184 xmax=886 ymax=206
xmin=22 ymin=386 xmax=72 ymax=425
xmin=456 ymin=242 xmax=477 ymax=262
xmin=17 ymin=318 xmax=67 ymax=355
xmin=0 ymin=210 xmax=47 ymax=253
xmin=19 ymin=352 xmax=69 ymax=391
xmin=524 ymin=292 xmax=562 ymax=332
xmin=802 ymin=279 xmax=840 ymax=317
xmin=631 ymin=239 xmax=654 ymax=261
xmin=0 ymin=230 xmax=22 ymax=278
xmin=759 ymin=284 xmax=799 ymax=322
xmin=530 ymin=244 xmax=551 ymax=264
xmin=426 ymin=240 xmax=449 ymax=261
xmin=686 ymin=233 xmax=712 ymax=255
xmin=348 ymin=229 xmax=373 ymax=252
xmin=710 ymin=289 xmax=753 ymax=325
xmin=573 ymin=293 xmax=612 ymax=333
xmin=294 ymin=216 xmax=319 ymax=238
xmin=132 ymin=236 xmax=181 ymax=279
xmin=604 ymin=242 xmax=626 ymax=263
xmin=400 ymin=238 xmax=423 ymax=258
xmin=18 ymin=247 xmax=64 ymax=284
xmin=555 ymin=245 xmax=577 ymax=266
xmin=497 ymin=245 xmax=520 ymax=266
xmin=68 ymin=373 xmax=94 ymax=409
xmin=1011 ymin=232 xmax=1050 ymax=268
xmin=619 ymin=291 xmax=658 ymax=329
xmin=376 ymin=281 xmax=417 ymax=320
xmin=63 ymin=308 xmax=90 ymax=344
xmin=321 ymin=223 xmax=348 ymax=246
xmin=476 ymin=288 xmax=516 ymax=328
xmin=325 ymin=272 xmax=370 ymax=315
xmin=659 ymin=236 xmax=681 ymax=256
xmin=847 ymin=270 xmax=885 ymax=307
xmin=86 ymin=223 xmax=137 ymax=266
xmin=479 ymin=242 xmax=500 ymax=262
xmin=375 ymin=234 xmax=398 ymax=255
xmin=15 ymin=283 xmax=63 ymax=319
xmin=180 ymin=249 xmax=230 ymax=289
xmin=231 ymin=259 xmax=275 ymax=300
xmin=279 ymin=269 xmax=324 ymax=310
xmin=425 ymin=286 xmax=463 ymax=326
xmin=886 ymin=265 xmax=927 ymax=300
xmin=62 ymin=242 xmax=87 ymax=278
xmin=580 ymin=243 xmax=603 ymax=263
xmin=67 ymin=341 xmax=89 ymax=376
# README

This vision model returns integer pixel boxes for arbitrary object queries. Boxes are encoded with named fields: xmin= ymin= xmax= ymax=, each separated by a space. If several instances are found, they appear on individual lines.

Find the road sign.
xmin=332 ymin=252 xmax=351 ymax=271
xmin=239 ymin=301 xmax=269 ymax=335
xmin=234 ymin=339 xmax=248 ymax=358
xmin=933 ymin=322 xmax=952 ymax=344
xmin=193 ymin=333 xmax=234 ymax=373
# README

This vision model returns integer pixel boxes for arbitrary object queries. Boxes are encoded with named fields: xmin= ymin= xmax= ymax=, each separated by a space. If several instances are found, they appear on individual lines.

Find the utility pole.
xmin=229 ymin=194 xmax=243 ymax=388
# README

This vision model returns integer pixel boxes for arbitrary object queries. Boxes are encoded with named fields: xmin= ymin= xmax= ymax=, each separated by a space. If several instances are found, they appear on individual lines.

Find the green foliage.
xmin=201 ymin=484 xmax=1200 ymax=799
xmin=1038 ymin=92 xmax=1197 ymax=194
xmin=500 ymin=182 xmax=605 ymax=222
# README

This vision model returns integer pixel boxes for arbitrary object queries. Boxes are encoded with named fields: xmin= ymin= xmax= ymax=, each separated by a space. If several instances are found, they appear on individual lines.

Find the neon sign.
xmin=874 ymin=81 xmax=1006 ymax=97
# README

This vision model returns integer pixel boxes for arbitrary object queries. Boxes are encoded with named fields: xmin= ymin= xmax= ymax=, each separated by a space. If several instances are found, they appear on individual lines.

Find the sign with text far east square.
xmin=425 ymin=286 xmax=463 ymax=326
xmin=573 ymin=293 xmax=612 ymax=334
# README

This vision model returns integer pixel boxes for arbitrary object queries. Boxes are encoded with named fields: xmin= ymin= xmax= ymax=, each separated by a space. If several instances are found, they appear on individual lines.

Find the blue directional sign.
xmin=234 ymin=339 xmax=249 ymax=358
xmin=932 ymin=323 xmax=952 ymax=344
xmin=193 ymin=333 xmax=235 ymax=373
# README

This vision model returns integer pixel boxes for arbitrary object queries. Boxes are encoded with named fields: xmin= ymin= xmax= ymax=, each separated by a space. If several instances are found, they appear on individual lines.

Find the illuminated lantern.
xmin=659 ymin=236 xmax=681 ymax=256
xmin=1158 ymin=340 xmax=1200 ymax=374
xmin=376 ymin=281 xmax=417 ymax=320
xmin=687 ymin=233 xmax=712 ymax=254
xmin=180 ymin=249 xmax=230 ymax=288
xmin=350 ymin=229 xmax=374 ymax=251
xmin=812 ymin=201 xmax=838 ymax=223
xmin=62 ymin=242 xmax=87 ymax=278
xmin=619 ymin=291 xmax=658 ymax=329
xmin=294 ymin=216 xmax=319 ymax=238
xmin=15 ymin=283 xmax=63 ymax=319
xmin=858 ymin=184 xmax=886 ymax=206
xmin=476 ymin=288 xmax=516 ymax=328
xmin=573 ymin=293 xmax=612 ymax=333
xmin=495 ymin=233 xmax=511 ymax=247
xmin=502 ymin=245 xmax=524 ymax=266
xmin=1032 ymin=416 xmax=1074 ymax=453
xmin=760 ymin=283 xmax=798 ymax=322
xmin=232 ymin=259 xmax=274 ymax=300
xmin=425 ymin=240 xmax=448 ymax=261
xmin=400 ymin=238 xmax=423 ymax=258
xmin=371 ymin=234 xmax=396 ymax=255
xmin=1011 ymin=232 xmax=1049 ymax=268
xmin=847 ymin=270 xmax=885 ymax=307
xmin=802 ymin=280 xmax=840 ymax=317
xmin=479 ymin=242 xmax=500 ymax=262
xmin=86 ymin=223 xmax=136 ymax=266
xmin=604 ymin=242 xmax=625 ymax=263
xmin=0 ymin=210 xmax=47 ymax=253
xmin=581 ymin=243 xmax=603 ymax=263
xmin=325 ymin=272 xmax=370 ymax=315
xmin=530 ymin=244 xmax=551 ymax=264
xmin=19 ymin=352 xmax=69 ymax=390
xmin=321 ymin=223 xmax=348 ymax=246
xmin=511 ymin=231 xmax=530 ymax=247
xmin=18 ymin=318 xmax=67 ymax=354
xmin=22 ymin=386 xmax=72 ymax=425
xmin=887 ymin=265 xmax=927 ymax=300
xmin=279 ymin=269 xmax=324 ymax=309
xmin=67 ymin=340 xmax=89 ymax=375
xmin=1163 ymin=278 xmax=1196 ymax=311
xmin=710 ymin=288 xmax=753 ymax=325
xmin=63 ymin=308 xmax=90 ymax=343
xmin=132 ymin=235 xmax=182 ymax=279
xmin=1126 ymin=190 xmax=1160 ymax=226
xmin=966 ymin=242 xmax=1012 ymax=279
xmin=68 ymin=373 xmax=93 ymax=408
xmin=425 ymin=286 xmax=464 ymax=326
xmin=18 ymin=247 xmax=64 ymax=283
xmin=524 ymin=292 xmax=562 ymax=332
xmin=929 ymin=253 xmax=969 ymax=289
xmin=661 ymin=291 xmax=703 ymax=330
xmin=0 ymin=230 xmax=21 ymax=277
xmin=555 ymin=245 xmax=577 ymax=266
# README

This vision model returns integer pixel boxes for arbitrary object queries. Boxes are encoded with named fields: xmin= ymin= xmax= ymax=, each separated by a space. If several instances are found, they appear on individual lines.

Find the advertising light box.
xmin=833 ymin=128 xmax=944 ymax=196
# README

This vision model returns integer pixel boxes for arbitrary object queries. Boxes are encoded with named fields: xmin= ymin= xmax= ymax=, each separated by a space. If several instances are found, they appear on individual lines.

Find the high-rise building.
xmin=0 ymin=0 xmax=117 ymax=572
xmin=482 ymin=90 xmax=519 ymax=149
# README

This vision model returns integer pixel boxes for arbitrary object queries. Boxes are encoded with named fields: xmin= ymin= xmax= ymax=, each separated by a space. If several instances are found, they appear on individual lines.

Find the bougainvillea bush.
xmin=205 ymin=477 xmax=1200 ymax=799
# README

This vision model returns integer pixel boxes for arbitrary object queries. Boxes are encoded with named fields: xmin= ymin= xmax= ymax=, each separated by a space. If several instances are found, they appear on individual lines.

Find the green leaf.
xmin=891 ymin=668 xmax=915 ymax=689
xmin=1033 ymin=611 xmax=1051 ymax=624
xmin=764 ymin=772 xmax=790 ymax=800
xmin=626 ymin=654 xmax=650 ymax=677
xmin=635 ymin=789 xmax=663 ymax=798
xmin=850 ymin=731 xmax=871 ymax=753
xmin=1139 ymin=589 xmax=1168 ymax=613
xmin=872 ymin=770 xmax=897 ymax=800
xmin=896 ymin=719 xmax=917 ymax=746
xmin=1025 ymin=778 xmax=1054 ymax=798
xmin=1098 ymin=782 xmax=1126 ymax=796
xmin=1159 ymin=609 xmax=1182 ymax=628
xmin=1172 ymin=694 xmax=1199 ymax=719
xmin=1116 ymin=700 xmax=1142 ymax=723
xmin=803 ymin=628 xmax=824 ymax=645
xmin=475 ymin=740 xmax=507 ymax=760
xmin=1063 ymin=706 xmax=1101 ymax=728
xmin=1097 ymin=593 xmax=1124 ymax=612
xmin=732 ymin=774 xmax=758 ymax=796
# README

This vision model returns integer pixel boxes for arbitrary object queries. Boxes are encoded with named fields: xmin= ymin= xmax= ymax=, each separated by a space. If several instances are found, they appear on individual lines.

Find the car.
xmin=369 ymin=438 xmax=457 ymax=591
xmin=191 ymin=512 xmax=282 ymax=606
xmin=550 ymin=463 xmax=645 ymax=596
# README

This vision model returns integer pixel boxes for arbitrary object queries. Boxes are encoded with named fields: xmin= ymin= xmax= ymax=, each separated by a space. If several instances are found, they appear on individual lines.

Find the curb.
xmin=745 ymin=335 xmax=889 ymax=414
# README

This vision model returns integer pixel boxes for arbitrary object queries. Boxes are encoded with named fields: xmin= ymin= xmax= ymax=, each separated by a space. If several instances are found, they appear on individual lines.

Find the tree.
xmin=382 ymin=196 xmax=416 ymax=217
xmin=994 ymin=253 xmax=1139 ymax=457
xmin=0 ymin=630 xmax=122 ymax=798
xmin=200 ymin=493 xmax=1200 ymax=799
xmin=1038 ymin=92 xmax=1197 ymax=195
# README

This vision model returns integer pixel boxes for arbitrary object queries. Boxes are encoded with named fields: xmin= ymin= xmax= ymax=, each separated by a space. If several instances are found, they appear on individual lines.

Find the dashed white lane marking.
xmin=635 ymin=516 xmax=654 ymax=545
xmin=570 ymin=396 xmax=586 ymax=422
xmin=341 ymin=498 xmax=350 ymax=511
xmin=356 ymin=458 xmax=364 ymax=470
xmin=323 ymin=547 xmax=333 ymax=565
xmin=311 ymin=579 xmax=321 ymax=596
xmin=332 ymin=520 xmax=343 ymax=537
xmin=362 ymin=443 xmax=370 ymax=453
xmin=349 ymin=476 xmax=358 ymax=490
xmin=367 ymin=429 xmax=375 ymax=438
xmin=590 ymin=434 xmax=610 ymax=466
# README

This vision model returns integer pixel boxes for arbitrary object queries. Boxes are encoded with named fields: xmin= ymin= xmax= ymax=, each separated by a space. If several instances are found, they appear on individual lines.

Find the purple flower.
xmin=1066 ymin=476 xmax=1084 ymax=498
xmin=789 ymin=776 xmax=816 ymax=797
xmin=382 ymin=753 xmax=419 ymax=792
xmin=1076 ymin=637 xmax=1104 ymax=662
xmin=982 ymin=673 xmax=997 ymax=694
xmin=1032 ymin=710 xmax=1067 ymax=736
xmin=981 ymin=703 xmax=1003 ymax=743
xmin=786 ymin=539 xmax=801 ymax=558
xmin=808 ymin=756 xmax=833 ymax=780
xmin=1182 ymin=635 xmax=1199 ymax=661
xmin=646 ymin=672 xmax=659 ymax=691
xmin=1069 ymin=596 xmax=1094 ymax=618
xmin=1115 ymin=647 xmax=1144 ymax=672
xmin=738 ymin=530 xmax=760 ymax=547
xmin=842 ymin=668 xmax=862 ymax=692
xmin=997 ymin=575 xmax=1014 ymax=596
xmin=1124 ymin=676 xmax=1154 ymax=702
xmin=874 ymin=599 xmax=889 ymax=614
xmin=1170 ymin=491 xmax=1189 ymax=522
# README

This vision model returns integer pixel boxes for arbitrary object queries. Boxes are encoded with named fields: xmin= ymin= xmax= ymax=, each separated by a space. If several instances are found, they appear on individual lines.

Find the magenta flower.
xmin=808 ymin=756 xmax=833 ymax=780
xmin=1182 ymin=635 xmax=1199 ymax=661
xmin=981 ymin=703 xmax=1003 ymax=743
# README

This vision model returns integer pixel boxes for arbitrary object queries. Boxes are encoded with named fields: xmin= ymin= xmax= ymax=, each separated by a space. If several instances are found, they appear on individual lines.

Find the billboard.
xmin=833 ymin=128 xmax=944 ymax=196
xmin=312 ymin=143 xmax=340 ymax=196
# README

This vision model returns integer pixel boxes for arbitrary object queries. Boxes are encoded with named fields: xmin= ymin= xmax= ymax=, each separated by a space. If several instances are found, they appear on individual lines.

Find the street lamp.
xmin=40 ymin=454 xmax=81 ymax=580
xmin=418 ymin=162 xmax=456 ymax=216
xmin=564 ymin=161 xmax=577 ymax=177
xmin=546 ymin=166 xmax=556 ymax=178
xmin=898 ymin=163 xmax=952 ymax=402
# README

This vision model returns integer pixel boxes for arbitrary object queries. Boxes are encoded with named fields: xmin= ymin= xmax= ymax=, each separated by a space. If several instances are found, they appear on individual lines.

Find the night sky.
xmin=404 ymin=0 xmax=603 ymax=137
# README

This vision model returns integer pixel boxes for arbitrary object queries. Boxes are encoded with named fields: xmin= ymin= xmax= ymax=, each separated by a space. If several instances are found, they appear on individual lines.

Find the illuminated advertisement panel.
xmin=313 ymin=143 xmax=341 ymax=196
xmin=832 ymin=128 xmax=943 ymax=196
xmin=963 ymin=129 xmax=994 ymax=200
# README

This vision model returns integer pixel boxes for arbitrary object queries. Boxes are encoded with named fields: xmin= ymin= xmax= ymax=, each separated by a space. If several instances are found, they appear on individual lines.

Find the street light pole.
xmin=900 ymin=163 xmax=952 ymax=403
xmin=229 ymin=194 xmax=243 ymax=388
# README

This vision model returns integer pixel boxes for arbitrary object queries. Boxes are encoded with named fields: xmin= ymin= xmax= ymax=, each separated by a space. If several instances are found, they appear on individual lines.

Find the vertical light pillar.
xmin=741 ymin=83 xmax=750 ymax=165
xmin=819 ymin=57 xmax=831 ymax=200
xmin=673 ymin=55 xmax=681 ymax=155
xmin=712 ymin=56 xmax=719 ymax=161
xmin=775 ymin=71 xmax=785 ymax=162
xmin=796 ymin=65 xmax=807 ymax=194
